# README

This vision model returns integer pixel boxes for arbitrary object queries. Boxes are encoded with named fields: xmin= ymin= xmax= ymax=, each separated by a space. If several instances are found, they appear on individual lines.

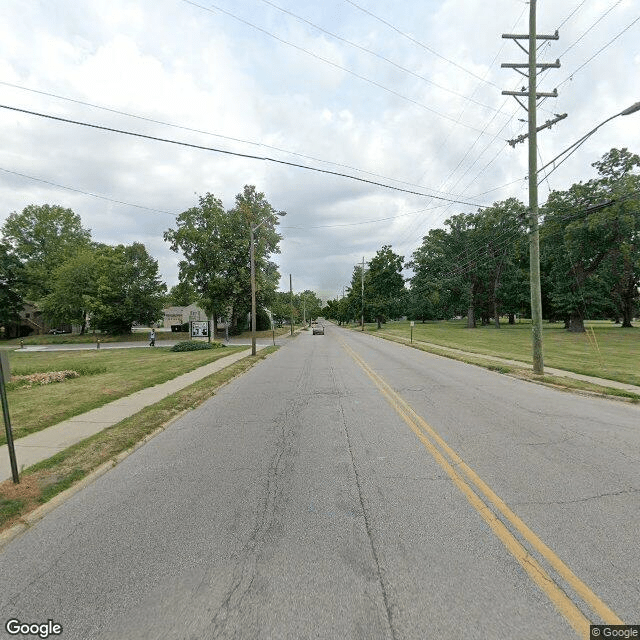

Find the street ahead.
xmin=1 ymin=324 xmax=638 ymax=639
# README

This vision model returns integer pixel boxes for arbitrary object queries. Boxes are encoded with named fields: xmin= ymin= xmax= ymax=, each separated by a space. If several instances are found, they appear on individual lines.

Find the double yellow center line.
xmin=342 ymin=341 xmax=624 ymax=639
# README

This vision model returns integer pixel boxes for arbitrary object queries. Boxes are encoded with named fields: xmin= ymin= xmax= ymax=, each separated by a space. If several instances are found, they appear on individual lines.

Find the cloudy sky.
xmin=1 ymin=0 xmax=639 ymax=300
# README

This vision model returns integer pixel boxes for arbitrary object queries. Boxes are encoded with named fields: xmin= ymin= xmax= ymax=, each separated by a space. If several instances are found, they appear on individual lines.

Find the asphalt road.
xmin=1 ymin=324 xmax=638 ymax=639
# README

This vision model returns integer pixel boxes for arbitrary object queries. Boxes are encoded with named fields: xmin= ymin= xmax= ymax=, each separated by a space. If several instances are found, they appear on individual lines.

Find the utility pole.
xmin=502 ymin=0 xmax=560 ymax=375
xmin=250 ymin=227 xmax=257 ymax=355
xmin=361 ymin=256 xmax=365 ymax=331
xmin=289 ymin=274 xmax=294 ymax=336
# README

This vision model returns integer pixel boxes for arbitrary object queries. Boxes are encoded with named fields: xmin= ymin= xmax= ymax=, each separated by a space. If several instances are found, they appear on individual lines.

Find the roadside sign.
xmin=0 ymin=350 xmax=19 ymax=483
xmin=410 ymin=321 xmax=415 ymax=327
xmin=190 ymin=321 xmax=210 ymax=338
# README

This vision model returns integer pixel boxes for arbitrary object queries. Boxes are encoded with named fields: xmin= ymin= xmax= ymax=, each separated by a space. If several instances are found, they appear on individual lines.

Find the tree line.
xmin=0 ymin=184 xmax=315 ymax=337
xmin=1 ymin=204 xmax=167 ymax=335
xmin=323 ymin=148 xmax=640 ymax=332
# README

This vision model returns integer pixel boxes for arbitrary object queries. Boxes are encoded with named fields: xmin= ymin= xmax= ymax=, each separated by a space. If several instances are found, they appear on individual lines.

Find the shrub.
xmin=170 ymin=340 xmax=225 ymax=352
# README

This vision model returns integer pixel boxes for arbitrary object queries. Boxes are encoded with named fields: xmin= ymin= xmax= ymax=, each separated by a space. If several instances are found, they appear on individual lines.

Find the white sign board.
xmin=190 ymin=321 xmax=209 ymax=338
xmin=410 ymin=321 xmax=415 ymax=327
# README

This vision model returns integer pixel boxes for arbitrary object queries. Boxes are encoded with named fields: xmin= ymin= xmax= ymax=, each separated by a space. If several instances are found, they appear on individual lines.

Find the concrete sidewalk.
xmin=1 ymin=346 xmax=263 ymax=482
xmin=379 ymin=332 xmax=640 ymax=395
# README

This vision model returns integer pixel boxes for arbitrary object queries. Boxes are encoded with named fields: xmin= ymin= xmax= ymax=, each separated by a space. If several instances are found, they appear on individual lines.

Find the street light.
xmin=250 ymin=212 xmax=286 ymax=356
xmin=538 ymin=101 xmax=640 ymax=182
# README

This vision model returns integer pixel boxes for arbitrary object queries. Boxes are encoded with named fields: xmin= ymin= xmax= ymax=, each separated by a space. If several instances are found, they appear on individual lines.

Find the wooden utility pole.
xmin=502 ymin=1 xmax=560 ymax=375
xmin=250 ymin=227 xmax=257 ymax=355
xmin=289 ymin=274 xmax=294 ymax=336
xmin=361 ymin=257 xmax=365 ymax=331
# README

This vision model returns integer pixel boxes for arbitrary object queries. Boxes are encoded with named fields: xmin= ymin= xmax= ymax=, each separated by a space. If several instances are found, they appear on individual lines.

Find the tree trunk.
xmin=508 ymin=313 xmax=515 ymax=325
xmin=467 ymin=305 xmax=476 ymax=328
xmin=467 ymin=282 xmax=476 ymax=328
xmin=567 ymin=312 xmax=585 ymax=333
xmin=621 ymin=277 xmax=635 ymax=327
xmin=376 ymin=316 xmax=382 ymax=329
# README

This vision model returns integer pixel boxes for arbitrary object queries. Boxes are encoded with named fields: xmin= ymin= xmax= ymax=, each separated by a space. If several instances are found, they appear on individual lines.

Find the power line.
xmin=281 ymin=203 xmax=454 ymax=229
xmin=0 ymin=80 xmax=469 ymax=198
xmin=0 ymin=103 xmax=488 ymax=207
xmin=557 ymin=14 xmax=640 ymax=88
xmin=557 ymin=0 xmax=624 ymax=60
xmin=392 ymin=6 xmax=529 ymax=249
xmin=258 ymin=0 xmax=506 ymax=116
xmin=181 ymin=0 xmax=499 ymax=137
xmin=557 ymin=0 xmax=588 ymax=31
xmin=0 ymin=167 xmax=179 ymax=217
xmin=342 ymin=0 xmax=501 ymax=88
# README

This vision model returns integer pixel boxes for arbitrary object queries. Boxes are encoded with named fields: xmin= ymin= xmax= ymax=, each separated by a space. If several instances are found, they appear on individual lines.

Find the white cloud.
xmin=1 ymin=0 xmax=639 ymax=294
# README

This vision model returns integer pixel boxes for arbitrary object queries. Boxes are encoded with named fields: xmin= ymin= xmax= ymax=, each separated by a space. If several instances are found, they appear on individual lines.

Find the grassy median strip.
xmin=1 ymin=346 xmax=246 ymax=445
xmin=367 ymin=330 xmax=640 ymax=402
xmin=0 ymin=346 xmax=279 ymax=533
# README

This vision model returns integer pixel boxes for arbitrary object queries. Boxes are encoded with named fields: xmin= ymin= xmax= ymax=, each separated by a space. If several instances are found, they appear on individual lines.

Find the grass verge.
xmin=1 ymin=346 xmax=245 ymax=445
xmin=0 ymin=346 xmax=279 ymax=533
xmin=368 ymin=331 xmax=640 ymax=403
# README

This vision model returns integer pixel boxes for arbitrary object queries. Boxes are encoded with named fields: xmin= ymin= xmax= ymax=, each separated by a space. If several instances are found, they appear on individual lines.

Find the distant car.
xmin=311 ymin=319 xmax=318 ymax=325
xmin=313 ymin=324 xmax=324 ymax=335
xmin=48 ymin=329 xmax=64 ymax=334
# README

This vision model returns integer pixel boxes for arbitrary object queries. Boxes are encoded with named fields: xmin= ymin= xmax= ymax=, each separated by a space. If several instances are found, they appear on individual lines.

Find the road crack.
xmin=332 ymin=366 xmax=398 ymax=640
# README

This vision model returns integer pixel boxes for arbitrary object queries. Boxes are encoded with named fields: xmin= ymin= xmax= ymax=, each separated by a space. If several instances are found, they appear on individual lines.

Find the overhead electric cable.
xmin=0 ymin=167 xmax=178 ymax=216
xmin=393 ymin=5 xmax=529 ymax=249
xmin=558 ymin=0 xmax=588 ymax=30
xmin=0 ymin=103 xmax=487 ymax=207
xmin=557 ymin=0 xmax=624 ymax=60
xmin=342 ymin=0 xmax=500 ymax=88
xmin=258 ymin=0 xmax=505 ymax=115
xmin=181 ymin=0 xmax=497 ymax=137
xmin=538 ymin=13 xmax=640 ymax=102
xmin=558 ymin=15 xmax=640 ymax=88
xmin=0 ymin=80 xmax=468 ymax=197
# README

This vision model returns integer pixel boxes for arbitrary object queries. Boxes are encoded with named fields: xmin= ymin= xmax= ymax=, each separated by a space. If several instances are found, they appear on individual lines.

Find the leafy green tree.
xmin=1 ymin=204 xmax=91 ymax=300
xmin=164 ymin=186 xmax=283 ymax=335
xmin=299 ymin=290 xmax=323 ymax=322
xmin=167 ymin=281 xmax=200 ymax=307
xmin=473 ymin=199 xmax=528 ymax=327
xmin=0 ymin=241 xmax=26 ymax=335
xmin=270 ymin=290 xmax=293 ymax=326
xmin=42 ymin=247 xmax=97 ymax=334
xmin=226 ymin=185 xmax=283 ymax=332
xmin=88 ymin=243 xmax=166 ymax=334
xmin=163 ymin=193 xmax=228 ymax=333
xmin=541 ymin=148 xmax=640 ymax=331
xmin=591 ymin=148 xmax=640 ymax=327
xmin=366 ymin=245 xmax=406 ymax=328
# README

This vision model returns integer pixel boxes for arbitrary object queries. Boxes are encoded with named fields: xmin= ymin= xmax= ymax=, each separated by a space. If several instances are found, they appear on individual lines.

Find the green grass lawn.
xmin=1 ymin=345 xmax=245 ymax=445
xmin=361 ymin=319 xmax=640 ymax=387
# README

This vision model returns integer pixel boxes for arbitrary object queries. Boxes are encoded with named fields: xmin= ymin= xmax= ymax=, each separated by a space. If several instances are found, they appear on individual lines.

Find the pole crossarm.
xmin=502 ymin=89 xmax=558 ymax=98
xmin=501 ymin=60 xmax=560 ymax=70
xmin=508 ymin=113 xmax=567 ymax=146
xmin=502 ymin=31 xmax=559 ymax=40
